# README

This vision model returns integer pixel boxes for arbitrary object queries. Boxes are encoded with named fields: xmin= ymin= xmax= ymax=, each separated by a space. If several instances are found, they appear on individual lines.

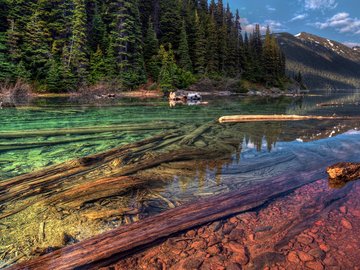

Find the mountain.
xmin=276 ymin=32 xmax=360 ymax=89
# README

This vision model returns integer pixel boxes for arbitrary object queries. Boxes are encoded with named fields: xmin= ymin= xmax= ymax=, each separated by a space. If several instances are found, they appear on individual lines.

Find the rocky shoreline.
xmin=103 ymin=178 xmax=360 ymax=270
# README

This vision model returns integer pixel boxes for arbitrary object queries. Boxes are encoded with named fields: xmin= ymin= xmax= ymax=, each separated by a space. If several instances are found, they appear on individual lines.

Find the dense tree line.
xmin=0 ymin=0 xmax=286 ymax=92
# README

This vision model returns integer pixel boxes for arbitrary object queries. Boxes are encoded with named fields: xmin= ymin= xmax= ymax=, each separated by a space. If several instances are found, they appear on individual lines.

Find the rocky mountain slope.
xmin=276 ymin=32 xmax=360 ymax=89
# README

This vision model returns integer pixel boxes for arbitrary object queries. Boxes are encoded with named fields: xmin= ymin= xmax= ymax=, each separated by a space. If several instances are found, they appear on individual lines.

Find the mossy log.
xmin=218 ymin=115 xmax=356 ymax=123
xmin=6 ymin=167 xmax=325 ymax=270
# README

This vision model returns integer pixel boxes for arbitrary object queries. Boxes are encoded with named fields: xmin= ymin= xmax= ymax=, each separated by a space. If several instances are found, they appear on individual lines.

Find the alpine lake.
xmin=1 ymin=90 xmax=360 ymax=267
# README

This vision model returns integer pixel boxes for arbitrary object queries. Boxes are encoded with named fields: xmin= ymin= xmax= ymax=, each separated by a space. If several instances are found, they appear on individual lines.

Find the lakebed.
xmin=0 ymin=90 xmax=360 ymax=269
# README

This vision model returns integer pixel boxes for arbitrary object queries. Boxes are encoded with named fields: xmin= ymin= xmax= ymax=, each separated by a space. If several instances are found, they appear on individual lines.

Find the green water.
xmin=0 ymin=96 xmax=295 ymax=180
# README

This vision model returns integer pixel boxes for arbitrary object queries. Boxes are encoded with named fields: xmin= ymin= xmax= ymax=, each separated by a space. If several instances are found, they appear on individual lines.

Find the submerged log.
xmin=218 ymin=115 xmax=355 ymax=123
xmin=0 ymin=123 xmax=175 ymax=139
xmin=7 ymin=167 xmax=324 ymax=270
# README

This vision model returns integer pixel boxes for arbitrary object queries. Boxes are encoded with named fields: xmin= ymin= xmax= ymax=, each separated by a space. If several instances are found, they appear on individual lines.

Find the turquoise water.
xmin=0 ymin=92 xmax=360 ymax=180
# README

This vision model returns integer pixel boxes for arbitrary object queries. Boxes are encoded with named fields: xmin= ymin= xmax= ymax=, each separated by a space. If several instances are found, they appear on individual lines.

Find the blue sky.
xmin=228 ymin=0 xmax=360 ymax=47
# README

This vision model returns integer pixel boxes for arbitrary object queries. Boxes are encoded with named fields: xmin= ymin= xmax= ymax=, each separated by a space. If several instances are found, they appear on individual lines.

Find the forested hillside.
xmin=0 ymin=0 xmax=286 ymax=92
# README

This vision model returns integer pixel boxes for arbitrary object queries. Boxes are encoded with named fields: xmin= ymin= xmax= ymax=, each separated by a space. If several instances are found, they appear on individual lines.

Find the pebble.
xmin=319 ymin=243 xmax=330 ymax=252
xmin=226 ymin=263 xmax=242 ymax=270
xmin=308 ymin=248 xmax=326 ymax=260
xmin=297 ymin=234 xmax=314 ymax=245
xmin=190 ymin=239 xmax=207 ymax=250
xmin=297 ymin=251 xmax=314 ymax=262
xmin=341 ymin=218 xmax=353 ymax=229
xmin=207 ymin=245 xmax=221 ymax=256
xmin=287 ymin=251 xmax=300 ymax=263
xmin=339 ymin=206 xmax=347 ymax=214
xmin=229 ymin=217 xmax=238 ymax=224
xmin=324 ymin=256 xmax=338 ymax=266
xmin=305 ymin=261 xmax=324 ymax=270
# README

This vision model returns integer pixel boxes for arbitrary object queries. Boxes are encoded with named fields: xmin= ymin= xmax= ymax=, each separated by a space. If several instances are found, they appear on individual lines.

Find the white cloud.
xmin=313 ymin=12 xmax=360 ymax=35
xmin=266 ymin=5 xmax=276 ymax=12
xmin=242 ymin=20 xmax=285 ymax=34
xmin=304 ymin=0 xmax=338 ymax=10
xmin=290 ymin=14 xmax=308 ymax=22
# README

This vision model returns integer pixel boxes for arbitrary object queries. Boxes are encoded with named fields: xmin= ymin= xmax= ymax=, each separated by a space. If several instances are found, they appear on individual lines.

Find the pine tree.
xmin=158 ymin=44 xmax=177 ymax=92
xmin=68 ymin=0 xmax=89 ymax=83
xmin=0 ymin=32 xmax=14 ymax=81
xmin=144 ymin=19 xmax=160 ymax=80
xmin=89 ymin=45 xmax=107 ymax=83
xmin=194 ymin=11 xmax=206 ymax=74
xmin=159 ymin=0 xmax=181 ymax=49
xmin=178 ymin=21 xmax=192 ymax=72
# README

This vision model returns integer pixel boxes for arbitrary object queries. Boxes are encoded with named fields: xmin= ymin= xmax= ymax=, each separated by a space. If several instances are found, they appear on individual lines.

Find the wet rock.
xmin=297 ymin=251 xmax=314 ymax=262
xmin=190 ymin=239 xmax=207 ymax=250
xmin=226 ymin=262 xmax=242 ymax=270
xmin=208 ymin=235 xmax=221 ymax=246
xmin=339 ymin=206 xmax=347 ymax=214
xmin=228 ymin=229 xmax=245 ymax=242
xmin=226 ymin=243 xmax=249 ymax=265
xmin=173 ymin=257 xmax=204 ymax=270
xmin=207 ymin=245 xmax=221 ymax=256
xmin=223 ymin=223 xmax=236 ymax=235
xmin=308 ymin=248 xmax=326 ymax=260
xmin=186 ymin=230 xmax=197 ymax=238
xmin=324 ymin=256 xmax=338 ymax=266
xmin=253 ymin=252 xmax=285 ymax=269
xmin=254 ymin=226 xmax=272 ymax=233
xmin=297 ymin=234 xmax=314 ymax=245
xmin=209 ymin=221 xmax=222 ymax=232
xmin=318 ymin=243 xmax=330 ymax=252
xmin=226 ymin=242 xmax=245 ymax=253
xmin=287 ymin=251 xmax=300 ymax=263
xmin=305 ymin=261 xmax=324 ymax=270
xmin=248 ymin=234 xmax=255 ymax=241
xmin=341 ymin=218 xmax=353 ymax=229
xmin=229 ymin=217 xmax=238 ymax=224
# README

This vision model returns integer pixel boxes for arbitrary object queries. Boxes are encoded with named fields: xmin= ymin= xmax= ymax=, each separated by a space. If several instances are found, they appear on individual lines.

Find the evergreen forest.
xmin=0 ymin=0 xmax=286 ymax=92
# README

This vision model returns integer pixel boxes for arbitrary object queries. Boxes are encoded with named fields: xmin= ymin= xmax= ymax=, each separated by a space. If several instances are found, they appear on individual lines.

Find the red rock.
xmin=229 ymin=217 xmax=238 ymax=224
xmin=350 ymin=209 xmax=360 ymax=217
xmin=226 ymin=242 xmax=245 ymax=253
xmin=229 ymin=229 xmax=245 ymax=242
xmin=248 ymin=234 xmax=255 ymax=241
xmin=319 ymin=243 xmax=330 ymax=252
xmin=207 ymin=245 xmax=221 ymax=256
xmin=186 ymin=230 xmax=197 ymax=238
xmin=323 ymin=256 xmax=337 ymax=266
xmin=287 ymin=251 xmax=300 ymax=263
xmin=341 ymin=218 xmax=352 ymax=229
xmin=190 ymin=239 xmax=207 ymax=250
xmin=308 ymin=248 xmax=326 ymax=260
xmin=208 ymin=235 xmax=221 ymax=247
xmin=297 ymin=234 xmax=314 ymax=245
xmin=226 ymin=263 xmax=242 ymax=270
xmin=339 ymin=206 xmax=347 ymax=214
xmin=305 ymin=261 xmax=324 ymax=270
xmin=172 ymin=257 xmax=204 ymax=270
xmin=297 ymin=251 xmax=314 ymax=262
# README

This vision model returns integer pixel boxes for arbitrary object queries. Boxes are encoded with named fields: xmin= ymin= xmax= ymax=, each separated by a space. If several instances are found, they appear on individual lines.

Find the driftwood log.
xmin=327 ymin=162 xmax=360 ymax=188
xmin=6 ymin=166 xmax=325 ymax=270
xmin=218 ymin=115 xmax=356 ymax=123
